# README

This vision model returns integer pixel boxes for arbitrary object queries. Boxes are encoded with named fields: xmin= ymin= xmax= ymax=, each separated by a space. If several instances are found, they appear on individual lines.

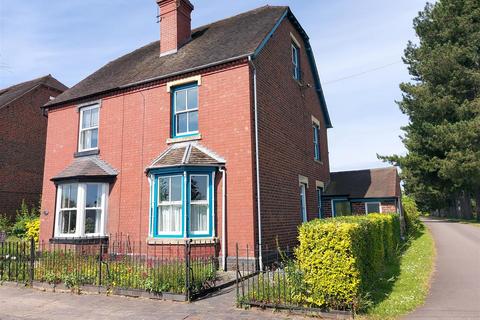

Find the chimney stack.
xmin=156 ymin=0 xmax=194 ymax=57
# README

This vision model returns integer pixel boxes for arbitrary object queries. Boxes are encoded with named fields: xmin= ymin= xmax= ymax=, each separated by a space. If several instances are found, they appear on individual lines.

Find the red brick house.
xmin=39 ymin=2 xmax=399 ymax=268
xmin=0 ymin=75 xmax=67 ymax=219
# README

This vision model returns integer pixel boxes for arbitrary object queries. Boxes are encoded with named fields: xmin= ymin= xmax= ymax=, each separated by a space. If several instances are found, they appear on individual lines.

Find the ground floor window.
xmin=365 ymin=202 xmax=382 ymax=214
xmin=332 ymin=199 xmax=352 ymax=217
xmin=316 ymin=187 xmax=323 ymax=218
xmin=150 ymin=168 xmax=214 ymax=238
xmin=55 ymin=183 xmax=108 ymax=238
xmin=300 ymin=183 xmax=307 ymax=222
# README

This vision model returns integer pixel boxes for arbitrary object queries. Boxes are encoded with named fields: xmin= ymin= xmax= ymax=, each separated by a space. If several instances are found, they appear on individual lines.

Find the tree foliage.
xmin=381 ymin=0 xmax=480 ymax=216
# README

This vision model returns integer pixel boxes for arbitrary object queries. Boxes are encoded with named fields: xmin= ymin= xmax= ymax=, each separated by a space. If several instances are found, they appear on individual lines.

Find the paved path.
xmin=405 ymin=218 xmax=480 ymax=320
xmin=0 ymin=285 xmax=306 ymax=320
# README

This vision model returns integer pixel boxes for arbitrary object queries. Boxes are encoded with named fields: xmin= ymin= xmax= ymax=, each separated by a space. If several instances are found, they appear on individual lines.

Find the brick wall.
xmin=0 ymin=85 xmax=63 ymax=219
xmin=254 ymin=19 xmax=331 ymax=250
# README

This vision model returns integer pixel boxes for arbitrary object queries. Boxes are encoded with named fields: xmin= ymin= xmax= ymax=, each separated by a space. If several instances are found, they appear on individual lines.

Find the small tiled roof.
xmin=52 ymin=156 xmax=118 ymax=181
xmin=325 ymin=167 xmax=401 ymax=198
xmin=148 ymin=143 xmax=225 ymax=170
xmin=45 ymin=6 xmax=288 ymax=108
xmin=0 ymin=75 xmax=67 ymax=109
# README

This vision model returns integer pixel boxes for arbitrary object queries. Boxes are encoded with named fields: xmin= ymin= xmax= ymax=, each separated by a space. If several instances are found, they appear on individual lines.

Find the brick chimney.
xmin=156 ymin=0 xmax=194 ymax=57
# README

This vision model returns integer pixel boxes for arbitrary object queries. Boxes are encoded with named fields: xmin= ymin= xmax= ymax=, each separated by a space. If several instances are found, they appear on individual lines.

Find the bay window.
xmin=55 ymin=183 xmax=108 ymax=238
xmin=150 ymin=169 xmax=214 ymax=238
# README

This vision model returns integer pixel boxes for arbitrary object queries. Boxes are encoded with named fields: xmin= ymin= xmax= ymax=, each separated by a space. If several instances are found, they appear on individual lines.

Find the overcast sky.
xmin=0 ymin=0 xmax=428 ymax=171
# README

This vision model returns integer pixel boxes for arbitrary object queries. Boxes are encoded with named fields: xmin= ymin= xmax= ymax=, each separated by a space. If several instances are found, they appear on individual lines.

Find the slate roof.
xmin=52 ymin=156 xmax=118 ymax=181
xmin=45 ymin=6 xmax=288 ymax=108
xmin=324 ymin=167 xmax=401 ymax=198
xmin=148 ymin=143 xmax=225 ymax=170
xmin=0 ymin=75 xmax=67 ymax=109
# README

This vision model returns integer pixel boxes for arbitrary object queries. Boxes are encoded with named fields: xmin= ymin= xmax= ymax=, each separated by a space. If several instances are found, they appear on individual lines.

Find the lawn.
xmin=361 ymin=223 xmax=435 ymax=319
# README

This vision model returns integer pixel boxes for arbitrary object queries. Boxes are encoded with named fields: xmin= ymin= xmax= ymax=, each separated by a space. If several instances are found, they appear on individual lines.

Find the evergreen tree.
xmin=381 ymin=0 xmax=480 ymax=219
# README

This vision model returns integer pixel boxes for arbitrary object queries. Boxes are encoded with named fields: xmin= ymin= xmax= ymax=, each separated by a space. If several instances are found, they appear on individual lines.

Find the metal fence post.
xmin=29 ymin=237 xmax=35 ymax=285
xmin=98 ymin=240 xmax=103 ymax=287
xmin=185 ymin=240 xmax=191 ymax=302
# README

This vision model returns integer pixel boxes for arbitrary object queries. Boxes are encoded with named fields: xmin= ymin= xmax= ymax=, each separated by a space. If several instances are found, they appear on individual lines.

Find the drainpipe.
xmin=219 ymin=167 xmax=227 ymax=270
xmin=248 ymin=56 xmax=263 ymax=271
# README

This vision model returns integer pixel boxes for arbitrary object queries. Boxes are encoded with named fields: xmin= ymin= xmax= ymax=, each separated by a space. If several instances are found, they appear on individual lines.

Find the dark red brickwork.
xmin=254 ymin=19 xmax=330 ymax=250
xmin=0 ymin=85 xmax=64 ymax=219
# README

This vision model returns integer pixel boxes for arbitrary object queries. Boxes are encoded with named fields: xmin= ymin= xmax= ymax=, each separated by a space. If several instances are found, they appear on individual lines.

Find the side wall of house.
xmin=0 ymin=86 xmax=61 ymax=219
xmin=39 ymin=63 xmax=256 ymax=259
xmin=254 ymin=18 xmax=331 ymax=250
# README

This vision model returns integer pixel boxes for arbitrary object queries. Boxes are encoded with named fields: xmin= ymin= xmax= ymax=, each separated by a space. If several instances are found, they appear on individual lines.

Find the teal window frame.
xmin=149 ymin=167 xmax=214 ymax=239
xmin=171 ymin=83 xmax=199 ymax=138
xmin=313 ymin=124 xmax=321 ymax=161
xmin=316 ymin=187 xmax=323 ymax=218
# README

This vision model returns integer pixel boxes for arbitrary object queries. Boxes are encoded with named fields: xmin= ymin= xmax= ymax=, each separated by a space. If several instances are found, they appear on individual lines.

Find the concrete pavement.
xmin=405 ymin=218 xmax=480 ymax=320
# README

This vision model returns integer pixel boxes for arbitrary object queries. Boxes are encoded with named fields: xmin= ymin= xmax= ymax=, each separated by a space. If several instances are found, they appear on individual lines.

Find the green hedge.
xmin=295 ymin=214 xmax=401 ymax=310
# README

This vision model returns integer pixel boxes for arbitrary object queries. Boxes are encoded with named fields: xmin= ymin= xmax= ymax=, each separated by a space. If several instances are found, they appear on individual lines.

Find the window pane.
xmin=82 ymin=109 xmax=91 ymax=129
xmin=191 ymin=175 xmax=208 ymax=201
xmin=171 ymin=176 xmax=182 ymax=202
xmin=90 ymin=108 xmax=99 ymax=127
xmin=366 ymin=203 xmax=380 ymax=214
xmin=85 ymin=209 xmax=100 ymax=234
xmin=86 ymin=184 xmax=102 ymax=208
xmin=159 ymin=205 xmax=181 ymax=233
xmin=335 ymin=201 xmax=351 ymax=216
xmin=61 ymin=184 xmax=77 ymax=209
xmin=159 ymin=177 xmax=169 ymax=202
xmin=177 ymin=113 xmax=188 ymax=134
xmin=61 ymin=210 xmax=76 ymax=234
xmin=190 ymin=204 xmax=208 ymax=233
xmin=90 ymin=128 xmax=98 ymax=149
xmin=175 ymin=90 xmax=187 ymax=112
xmin=187 ymin=87 xmax=198 ymax=110
xmin=81 ymin=130 xmax=91 ymax=150
xmin=188 ymin=111 xmax=198 ymax=132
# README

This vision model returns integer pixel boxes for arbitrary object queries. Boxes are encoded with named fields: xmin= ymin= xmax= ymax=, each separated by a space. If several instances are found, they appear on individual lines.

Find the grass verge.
xmin=360 ymin=223 xmax=435 ymax=319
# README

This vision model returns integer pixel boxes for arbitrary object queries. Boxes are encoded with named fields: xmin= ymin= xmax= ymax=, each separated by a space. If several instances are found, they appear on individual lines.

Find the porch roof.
xmin=51 ymin=156 xmax=118 ymax=182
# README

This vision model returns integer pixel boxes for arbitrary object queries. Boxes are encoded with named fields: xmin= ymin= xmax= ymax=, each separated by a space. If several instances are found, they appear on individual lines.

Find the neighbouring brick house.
xmin=322 ymin=167 xmax=402 ymax=217
xmin=39 ymin=1 xmax=400 ymax=268
xmin=0 ymin=75 xmax=67 ymax=219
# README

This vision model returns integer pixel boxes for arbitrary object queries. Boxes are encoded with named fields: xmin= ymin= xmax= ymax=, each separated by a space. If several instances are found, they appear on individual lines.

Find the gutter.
xmin=248 ymin=55 xmax=263 ymax=271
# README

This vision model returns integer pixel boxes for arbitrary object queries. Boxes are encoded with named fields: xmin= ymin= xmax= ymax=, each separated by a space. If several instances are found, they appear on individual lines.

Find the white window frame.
xmin=55 ymin=183 xmax=108 ymax=238
xmin=292 ymin=43 xmax=300 ymax=80
xmin=300 ymin=183 xmax=307 ymax=222
xmin=157 ymin=175 xmax=183 ymax=236
xmin=365 ymin=202 xmax=382 ymax=214
xmin=189 ymin=174 xmax=210 ymax=236
xmin=331 ymin=199 xmax=352 ymax=217
xmin=78 ymin=103 xmax=100 ymax=152
xmin=313 ymin=123 xmax=320 ymax=161
xmin=316 ymin=187 xmax=323 ymax=218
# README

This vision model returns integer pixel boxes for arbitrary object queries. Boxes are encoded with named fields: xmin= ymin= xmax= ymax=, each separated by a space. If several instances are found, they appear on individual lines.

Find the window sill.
xmin=166 ymin=134 xmax=202 ymax=145
xmin=146 ymin=237 xmax=217 ymax=245
xmin=50 ymin=236 xmax=108 ymax=244
xmin=314 ymin=159 xmax=323 ymax=165
xmin=74 ymin=149 xmax=100 ymax=158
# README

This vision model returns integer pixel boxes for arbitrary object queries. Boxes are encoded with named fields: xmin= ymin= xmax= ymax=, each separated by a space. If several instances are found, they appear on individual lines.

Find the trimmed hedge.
xmin=295 ymin=213 xmax=401 ymax=309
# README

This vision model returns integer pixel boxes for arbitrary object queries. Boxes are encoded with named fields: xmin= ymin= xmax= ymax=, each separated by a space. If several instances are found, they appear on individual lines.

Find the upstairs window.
xmin=79 ymin=104 xmax=99 ymax=152
xmin=173 ymin=84 xmax=199 ymax=137
xmin=292 ymin=43 xmax=300 ymax=80
xmin=300 ymin=183 xmax=307 ymax=222
xmin=313 ymin=124 xmax=321 ymax=161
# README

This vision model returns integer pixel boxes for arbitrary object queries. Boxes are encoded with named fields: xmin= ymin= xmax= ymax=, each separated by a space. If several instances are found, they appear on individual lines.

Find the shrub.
xmin=0 ymin=214 xmax=11 ymax=235
xmin=402 ymin=196 xmax=421 ymax=233
xmin=295 ymin=214 xmax=401 ymax=310
xmin=25 ymin=218 xmax=40 ymax=243
xmin=11 ymin=201 xmax=39 ymax=239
